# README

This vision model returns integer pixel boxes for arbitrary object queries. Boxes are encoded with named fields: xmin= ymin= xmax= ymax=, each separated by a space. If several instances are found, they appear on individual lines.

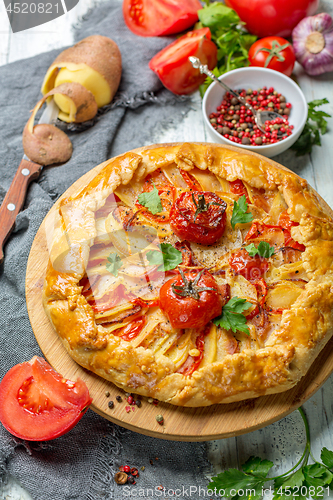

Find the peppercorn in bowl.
xmin=202 ymin=67 xmax=307 ymax=158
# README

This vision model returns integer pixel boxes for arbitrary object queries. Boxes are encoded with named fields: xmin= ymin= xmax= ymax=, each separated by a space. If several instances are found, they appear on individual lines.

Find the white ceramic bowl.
xmin=202 ymin=67 xmax=308 ymax=158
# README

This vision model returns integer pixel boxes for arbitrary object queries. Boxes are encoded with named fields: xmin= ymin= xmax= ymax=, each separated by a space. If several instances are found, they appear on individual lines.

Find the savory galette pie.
xmin=43 ymin=143 xmax=333 ymax=406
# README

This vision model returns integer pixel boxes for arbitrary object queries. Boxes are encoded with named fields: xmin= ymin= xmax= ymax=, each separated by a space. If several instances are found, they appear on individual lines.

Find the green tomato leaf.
xmin=208 ymin=469 xmax=263 ymax=498
xmin=291 ymin=98 xmax=331 ymax=156
xmin=106 ymin=252 xmax=123 ymax=277
xmin=231 ymin=195 xmax=254 ymax=229
xmin=137 ymin=183 xmax=162 ymax=215
xmin=245 ymin=241 xmax=275 ymax=258
xmin=146 ymin=243 xmax=182 ymax=272
xmin=303 ymin=463 xmax=333 ymax=487
xmin=213 ymin=296 xmax=252 ymax=335
xmin=198 ymin=2 xmax=240 ymax=33
xmin=242 ymin=456 xmax=274 ymax=478
xmin=321 ymin=447 xmax=333 ymax=469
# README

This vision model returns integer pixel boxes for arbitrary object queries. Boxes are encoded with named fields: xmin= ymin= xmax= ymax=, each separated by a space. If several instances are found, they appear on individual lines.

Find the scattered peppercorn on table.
xmin=1 ymin=0 xmax=333 ymax=499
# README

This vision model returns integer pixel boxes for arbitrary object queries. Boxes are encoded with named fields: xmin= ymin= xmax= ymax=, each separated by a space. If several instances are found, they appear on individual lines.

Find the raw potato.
xmin=51 ymin=82 xmax=98 ymax=123
xmin=41 ymin=35 xmax=122 ymax=122
xmin=23 ymin=87 xmax=74 ymax=166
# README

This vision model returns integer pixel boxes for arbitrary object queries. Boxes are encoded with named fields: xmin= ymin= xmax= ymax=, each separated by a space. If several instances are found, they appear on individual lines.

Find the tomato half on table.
xmin=225 ymin=0 xmax=319 ymax=38
xmin=248 ymin=37 xmax=295 ymax=76
xmin=122 ymin=0 xmax=202 ymax=37
xmin=149 ymin=28 xmax=217 ymax=95
xmin=170 ymin=191 xmax=227 ymax=245
xmin=0 ymin=356 xmax=92 ymax=441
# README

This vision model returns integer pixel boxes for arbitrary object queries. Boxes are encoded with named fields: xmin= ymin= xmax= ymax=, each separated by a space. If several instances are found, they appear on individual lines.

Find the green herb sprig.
xmin=146 ymin=243 xmax=182 ymax=272
xmin=213 ymin=296 xmax=252 ymax=335
xmin=208 ymin=407 xmax=333 ymax=499
xmin=106 ymin=252 xmax=123 ymax=277
xmin=197 ymin=2 xmax=257 ymax=96
xmin=291 ymin=98 xmax=331 ymax=156
xmin=245 ymin=241 xmax=275 ymax=258
xmin=137 ymin=183 xmax=162 ymax=215
xmin=230 ymin=195 xmax=253 ymax=229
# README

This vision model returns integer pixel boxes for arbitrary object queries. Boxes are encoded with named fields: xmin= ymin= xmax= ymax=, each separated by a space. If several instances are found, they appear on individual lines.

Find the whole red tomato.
xmin=248 ymin=37 xmax=296 ymax=76
xmin=149 ymin=28 xmax=217 ymax=95
xmin=170 ymin=191 xmax=227 ymax=244
xmin=225 ymin=0 xmax=319 ymax=38
xmin=0 ymin=356 xmax=92 ymax=441
xmin=123 ymin=0 xmax=202 ymax=37
xmin=229 ymin=249 xmax=270 ymax=282
xmin=159 ymin=269 xmax=223 ymax=329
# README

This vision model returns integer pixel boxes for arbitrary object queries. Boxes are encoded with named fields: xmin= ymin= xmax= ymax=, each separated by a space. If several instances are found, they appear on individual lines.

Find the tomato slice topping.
xmin=229 ymin=249 xmax=270 ymax=282
xmin=245 ymin=219 xmax=305 ymax=252
xmin=136 ymin=170 xmax=176 ymax=223
xmin=0 ymin=357 xmax=92 ymax=441
xmin=180 ymin=169 xmax=202 ymax=191
xmin=149 ymin=28 xmax=218 ymax=95
xmin=159 ymin=268 xmax=223 ymax=329
xmin=117 ymin=316 xmax=147 ymax=341
xmin=170 ymin=191 xmax=227 ymax=245
xmin=123 ymin=0 xmax=202 ymax=37
xmin=278 ymin=211 xmax=306 ymax=251
xmin=177 ymin=325 xmax=210 ymax=376
xmin=229 ymin=179 xmax=250 ymax=203
xmin=88 ymin=284 xmax=131 ymax=313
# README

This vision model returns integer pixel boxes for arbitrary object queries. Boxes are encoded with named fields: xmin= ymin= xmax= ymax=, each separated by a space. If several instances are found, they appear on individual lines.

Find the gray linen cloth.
xmin=0 ymin=2 xmax=212 ymax=499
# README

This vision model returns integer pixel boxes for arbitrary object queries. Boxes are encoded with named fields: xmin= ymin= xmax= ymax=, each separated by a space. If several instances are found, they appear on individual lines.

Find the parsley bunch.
xmin=291 ymin=99 xmax=331 ymax=156
xmin=197 ymin=2 xmax=257 ymax=96
xmin=208 ymin=407 xmax=333 ymax=499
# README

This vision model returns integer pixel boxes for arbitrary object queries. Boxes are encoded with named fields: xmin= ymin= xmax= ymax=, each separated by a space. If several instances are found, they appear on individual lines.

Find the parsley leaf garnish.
xmin=197 ymin=2 xmax=257 ymax=96
xmin=230 ymin=195 xmax=253 ymax=229
xmin=146 ymin=243 xmax=182 ymax=272
xmin=137 ymin=183 xmax=162 ymax=215
xmin=106 ymin=252 xmax=123 ymax=277
xmin=245 ymin=241 xmax=275 ymax=258
xmin=207 ymin=407 xmax=333 ymax=500
xmin=291 ymin=98 xmax=331 ymax=156
xmin=213 ymin=296 xmax=252 ymax=335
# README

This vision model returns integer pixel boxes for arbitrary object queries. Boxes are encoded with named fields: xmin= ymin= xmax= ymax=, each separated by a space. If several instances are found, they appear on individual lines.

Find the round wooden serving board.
xmin=26 ymin=144 xmax=333 ymax=441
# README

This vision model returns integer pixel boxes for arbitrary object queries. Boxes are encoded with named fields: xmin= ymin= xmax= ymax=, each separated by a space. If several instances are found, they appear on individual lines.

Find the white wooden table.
xmin=0 ymin=1 xmax=333 ymax=499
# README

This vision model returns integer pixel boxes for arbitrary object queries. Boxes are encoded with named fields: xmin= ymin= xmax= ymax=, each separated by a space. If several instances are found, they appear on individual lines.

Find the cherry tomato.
xmin=248 ymin=37 xmax=296 ymax=76
xmin=225 ymin=0 xmax=319 ymax=38
xmin=0 ymin=356 xmax=92 ymax=441
xmin=170 ymin=191 xmax=227 ymax=245
xmin=159 ymin=269 xmax=223 ymax=329
xmin=149 ymin=28 xmax=218 ymax=95
xmin=123 ymin=0 xmax=202 ymax=37
xmin=229 ymin=249 xmax=270 ymax=282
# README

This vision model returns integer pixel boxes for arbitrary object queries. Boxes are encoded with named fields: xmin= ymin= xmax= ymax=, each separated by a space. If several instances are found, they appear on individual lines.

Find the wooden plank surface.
xmin=1 ymin=0 xmax=333 ymax=498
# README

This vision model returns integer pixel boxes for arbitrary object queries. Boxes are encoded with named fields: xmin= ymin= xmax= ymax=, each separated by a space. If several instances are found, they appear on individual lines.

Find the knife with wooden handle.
xmin=0 ymin=100 xmax=59 ymax=264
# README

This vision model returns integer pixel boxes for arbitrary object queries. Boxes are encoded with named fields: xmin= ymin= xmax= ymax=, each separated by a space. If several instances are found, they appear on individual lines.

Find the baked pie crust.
xmin=42 ymin=143 xmax=333 ymax=407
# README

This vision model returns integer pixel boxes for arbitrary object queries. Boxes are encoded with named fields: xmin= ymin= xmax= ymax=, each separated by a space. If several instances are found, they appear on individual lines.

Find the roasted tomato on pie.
xmin=42 ymin=143 xmax=333 ymax=407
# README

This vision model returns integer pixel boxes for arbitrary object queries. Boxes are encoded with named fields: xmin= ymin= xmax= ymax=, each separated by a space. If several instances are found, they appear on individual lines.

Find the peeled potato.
xmin=41 ymin=35 xmax=122 ymax=122
xmin=52 ymin=82 xmax=98 ymax=123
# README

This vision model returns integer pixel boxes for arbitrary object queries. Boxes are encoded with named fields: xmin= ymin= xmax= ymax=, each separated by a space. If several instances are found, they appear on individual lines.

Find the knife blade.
xmin=0 ymin=99 xmax=59 ymax=264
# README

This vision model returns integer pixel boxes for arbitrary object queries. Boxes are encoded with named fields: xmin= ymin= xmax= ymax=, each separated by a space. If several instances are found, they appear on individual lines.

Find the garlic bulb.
xmin=292 ymin=13 xmax=333 ymax=75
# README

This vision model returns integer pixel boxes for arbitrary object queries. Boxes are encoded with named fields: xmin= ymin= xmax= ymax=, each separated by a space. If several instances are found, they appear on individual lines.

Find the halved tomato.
xmin=0 ymin=356 xmax=92 ymax=441
xmin=149 ymin=28 xmax=218 ymax=95
xmin=122 ymin=0 xmax=202 ymax=37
